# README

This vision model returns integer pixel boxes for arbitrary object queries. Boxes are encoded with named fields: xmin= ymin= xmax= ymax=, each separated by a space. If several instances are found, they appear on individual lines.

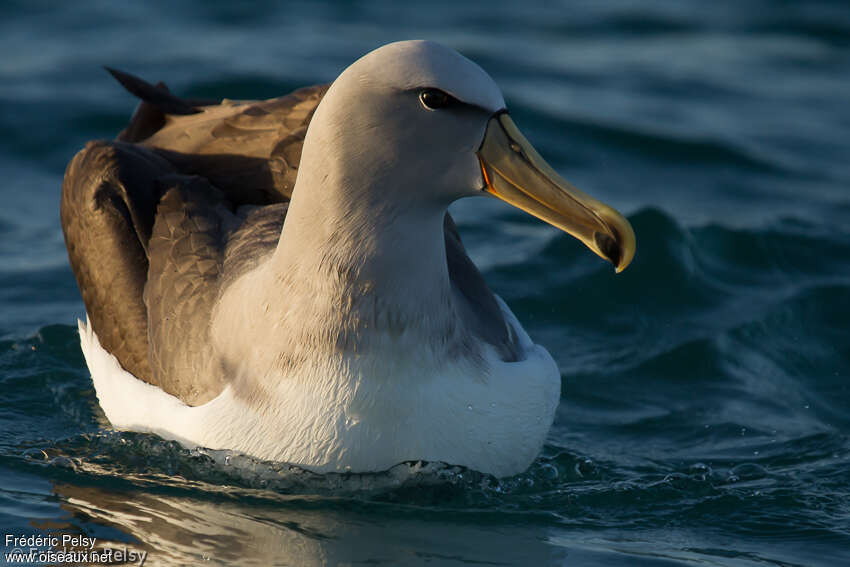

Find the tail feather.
xmin=105 ymin=66 xmax=201 ymax=116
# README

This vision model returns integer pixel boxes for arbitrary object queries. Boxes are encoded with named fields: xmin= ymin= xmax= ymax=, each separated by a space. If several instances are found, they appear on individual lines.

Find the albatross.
xmin=61 ymin=40 xmax=635 ymax=477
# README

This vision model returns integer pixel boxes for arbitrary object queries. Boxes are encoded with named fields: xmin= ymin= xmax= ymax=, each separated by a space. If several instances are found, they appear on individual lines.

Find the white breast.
xmin=80 ymin=296 xmax=560 ymax=478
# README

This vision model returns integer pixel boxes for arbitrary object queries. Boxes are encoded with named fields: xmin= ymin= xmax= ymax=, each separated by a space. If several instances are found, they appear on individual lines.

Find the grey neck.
xmin=269 ymin=166 xmax=466 ymax=355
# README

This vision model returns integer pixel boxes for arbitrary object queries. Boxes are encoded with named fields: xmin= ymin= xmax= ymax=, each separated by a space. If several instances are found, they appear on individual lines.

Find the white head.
xmin=293 ymin=39 xmax=634 ymax=272
xmin=297 ymin=40 xmax=504 ymax=213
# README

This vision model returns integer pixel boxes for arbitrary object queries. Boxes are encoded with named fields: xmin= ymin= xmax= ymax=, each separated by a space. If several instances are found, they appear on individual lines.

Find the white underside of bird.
xmin=80 ymin=293 xmax=560 ymax=478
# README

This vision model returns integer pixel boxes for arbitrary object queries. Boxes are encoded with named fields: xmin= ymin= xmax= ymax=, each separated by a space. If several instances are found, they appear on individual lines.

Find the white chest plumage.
xmin=80 ymin=296 xmax=560 ymax=478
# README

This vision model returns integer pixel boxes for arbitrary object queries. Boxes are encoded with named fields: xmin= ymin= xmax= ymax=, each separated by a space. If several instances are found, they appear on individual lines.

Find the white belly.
xmin=79 ymin=298 xmax=561 ymax=478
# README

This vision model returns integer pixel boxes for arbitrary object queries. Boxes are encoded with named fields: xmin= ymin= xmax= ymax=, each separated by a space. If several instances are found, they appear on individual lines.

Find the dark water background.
xmin=2 ymin=1 xmax=849 ymax=565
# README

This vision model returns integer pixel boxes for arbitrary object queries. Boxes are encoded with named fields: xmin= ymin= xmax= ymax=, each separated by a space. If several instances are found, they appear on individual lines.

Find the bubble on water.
xmin=538 ymin=462 xmax=559 ymax=481
xmin=575 ymin=458 xmax=595 ymax=478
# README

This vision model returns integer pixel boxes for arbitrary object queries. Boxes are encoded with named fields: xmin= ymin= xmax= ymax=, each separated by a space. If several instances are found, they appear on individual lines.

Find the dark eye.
xmin=419 ymin=89 xmax=455 ymax=110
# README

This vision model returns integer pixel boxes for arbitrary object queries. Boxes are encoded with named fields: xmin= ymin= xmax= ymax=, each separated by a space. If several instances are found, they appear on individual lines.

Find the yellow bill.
xmin=478 ymin=113 xmax=635 ymax=272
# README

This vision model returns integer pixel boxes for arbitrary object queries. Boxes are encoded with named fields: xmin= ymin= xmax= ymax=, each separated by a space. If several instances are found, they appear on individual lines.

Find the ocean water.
xmin=1 ymin=1 xmax=849 ymax=565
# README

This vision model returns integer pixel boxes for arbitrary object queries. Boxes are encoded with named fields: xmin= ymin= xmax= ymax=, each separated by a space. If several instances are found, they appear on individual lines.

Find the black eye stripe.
xmin=419 ymin=88 xmax=457 ymax=110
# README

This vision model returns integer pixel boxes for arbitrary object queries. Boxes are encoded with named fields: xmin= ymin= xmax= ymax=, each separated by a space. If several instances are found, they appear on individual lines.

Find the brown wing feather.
xmin=143 ymin=176 xmax=232 ymax=404
xmin=61 ymin=141 xmax=174 ymax=382
xmin=143 ymin=85 xmax=329 ymax=201
xmin=62 ymin=77 xmax=328 ymax=403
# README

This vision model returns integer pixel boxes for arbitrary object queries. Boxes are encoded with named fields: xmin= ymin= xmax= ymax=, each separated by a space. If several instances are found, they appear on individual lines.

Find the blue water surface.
xmin=1 ymin=1 xmax=849 ymax=565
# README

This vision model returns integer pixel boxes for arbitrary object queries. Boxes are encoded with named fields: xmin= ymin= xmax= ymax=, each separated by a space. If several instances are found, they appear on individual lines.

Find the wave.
xmin=514 ymin=106 xmax=786 ymax=174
